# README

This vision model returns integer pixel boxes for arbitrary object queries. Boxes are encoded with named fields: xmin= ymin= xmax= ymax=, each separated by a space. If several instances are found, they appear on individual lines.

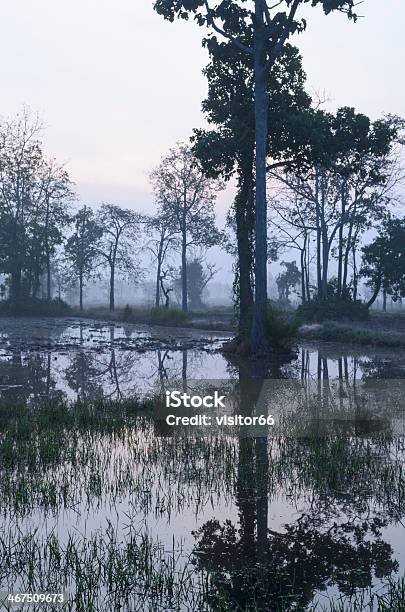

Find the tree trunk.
xmin=32 ymin=272 xmax=40 ymax=299
xmin=155 ymin=259 xmax=161 ymax=308
xmin=315 ymin=172 xmax=322 ymax=299
xmin=383 ymin=288 xmax=387 ymax=312
xmin=46 ymin=251 xmax=52 ymax=303
xmin=181 ymin=230 xmax=188 ymax=313
xmin=79 ymin=273 xmax=83 ymax=311
xmin=11 ymin=269 xmax=22 ymax=305
xmin=251 ymin=4 xmax=269 ymax=353
xmin=235 ymin=157 xmax=254 ymax=337
xmin=343 ymin=198 xmax=356 ymax=297
xmin=352 ymin=244 xmax=358 ymax=301
xmin=300 ymin=250 xmax=306 ymax=304
xmin=321 ymin=230 xmax=329 ymax=300
xmin=300 ymin=234 xmax=307 ymax=304
xmin=320 ymin=177 xmax=329 ymax=299
xmin=306 ymin=236 xmax=311 ymax=301
xmin=109 ymin=265 xmax=115 ymax=312
xmin=366 ymin=277 xmax=381 ymax=309
xmin=337 ymin=183 xmax=345 ymax=298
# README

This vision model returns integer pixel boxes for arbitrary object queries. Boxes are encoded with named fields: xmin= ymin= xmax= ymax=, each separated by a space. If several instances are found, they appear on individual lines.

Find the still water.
xmin=0 ymin=317 xmax=404 ymax=610
xmin=1 ymin=317 xmax=404 ymax=402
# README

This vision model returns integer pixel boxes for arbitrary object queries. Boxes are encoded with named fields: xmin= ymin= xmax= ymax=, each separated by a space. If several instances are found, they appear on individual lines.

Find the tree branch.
xmin=266 ymin=0 xmax=301 ymax=69
xmin=203 ymin=0 xmax=253 ymax=55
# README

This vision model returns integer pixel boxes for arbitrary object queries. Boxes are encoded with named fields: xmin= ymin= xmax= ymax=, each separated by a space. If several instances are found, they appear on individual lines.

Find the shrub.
xmin=122 ymin=304 xmax=133 ymax=322
xmin=296 ymin=299 xmax=369 ymax=323
xmin=0 ymin=297 xmax=71 ymax=317
xmin=149 ymin=306 xmax=189 ymax=325
xmin=302 ymin=321 xmax=405 ymax=348
xmin=266 ymin=303 xmax=299 ymax=346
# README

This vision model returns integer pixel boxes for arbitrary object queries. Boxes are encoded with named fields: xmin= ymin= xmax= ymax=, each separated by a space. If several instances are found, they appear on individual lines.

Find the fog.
xmin=0 ymin=0 xmax=404 ymax=294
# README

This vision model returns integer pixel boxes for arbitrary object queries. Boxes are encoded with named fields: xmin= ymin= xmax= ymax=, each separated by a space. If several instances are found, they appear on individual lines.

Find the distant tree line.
xmin=269 ymin=107 xmax=404 ymax=308
xmin=0 ymin=112 xmax=221 ymax=313
xmin=1 ymin=99 xmax=404 ymax=322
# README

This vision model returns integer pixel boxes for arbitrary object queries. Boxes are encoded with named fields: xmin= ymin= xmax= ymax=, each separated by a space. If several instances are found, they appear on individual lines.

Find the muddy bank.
xmin=0 ymin=316 xmax=232 ymax=355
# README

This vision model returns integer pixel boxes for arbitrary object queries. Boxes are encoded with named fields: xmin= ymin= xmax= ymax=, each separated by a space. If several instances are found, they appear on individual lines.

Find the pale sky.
xmin=0 ymin=0 xmax=404 ymax=279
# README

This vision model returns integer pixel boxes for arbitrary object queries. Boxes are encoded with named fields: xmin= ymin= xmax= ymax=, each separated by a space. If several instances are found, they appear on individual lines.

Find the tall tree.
xmin=361 ymin=217 xmax=405 ymax=309
xmin=270 ymin=110 xmax=403 ymax=301
xmin=154 ymin=0 xmax=357 ymax=352
xmin=0 ymin=110 xmax=43 ymax=304
xmin=145 ymin=213 xmax=179 ymax=308
xmin=65 ymin=206 xmax=103 ymax=311
xmin=150 ymin=143 xmax=222 ymax=312
xmin=193 ymin=42 xmax=312 ymax=339
xmin=176 ymin=257 xmax=217 ymax=310
xmin=37 ymin=158 xmax=74 ymax=301
xmin=276 ymin=260 xmax=301 ymax=303
xmin=0 ymin=110 xmax=74 ymax=304
xmin=96 ymin=204 xmax=142 ymax=312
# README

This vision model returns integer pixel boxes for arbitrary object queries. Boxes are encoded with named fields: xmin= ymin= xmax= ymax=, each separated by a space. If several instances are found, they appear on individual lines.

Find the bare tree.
xmin=150 ymin=143 xmax=223 ymax=312
xmin=65 ymin=206 xmax=103 ymax=311
xmin=96 ymin=204 xmax=143 ymax=312
xmin=145 ymin=213 xmax=179 ymax=308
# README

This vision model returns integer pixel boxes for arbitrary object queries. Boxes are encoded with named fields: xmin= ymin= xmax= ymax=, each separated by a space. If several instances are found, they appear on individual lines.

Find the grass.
xmin=312 ymin=577 xmax=405 ymax=611
xmin=73 ymin=304 xmax=190 ymax=326
xmin=0 ymin=297 xmax=71 ymax=317
xmin=296 ymin=299 xmax=369 ymax=323
xmin=0 ymin=395 xmax=236 ymax=609
xmin=1 ymin=388 xmax=405 ymax=610
xmin=0 ymin=520 xmax=212 ymax=611
xmin=148 ymin=305 xmax=190 ymax=325
xmin=0 ymin=396 xmax=237 ymax=515
xmin=299 ymin=320 xmax=405 ymax=348
xmin=70 ymin=304 xmax=235 ymax=331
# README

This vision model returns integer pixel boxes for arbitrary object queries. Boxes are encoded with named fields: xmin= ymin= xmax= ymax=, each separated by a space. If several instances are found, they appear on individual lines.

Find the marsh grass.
xmin=0 ymin=520 xmax=213 ymax=611
xmin=312 ymin=577 xmax=405 ymax=611
xmin=299 ymin=320 xmax=405 ymax=348
xmin=0 ymin=396 xmax=235 ymax=609
xmin=0 ymin=397 xmax=238 ymax=516
xmin=1 ymin=393 xmax=405 ymax=610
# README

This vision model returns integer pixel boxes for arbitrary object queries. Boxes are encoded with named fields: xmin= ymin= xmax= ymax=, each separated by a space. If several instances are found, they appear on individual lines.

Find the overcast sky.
xmin=0 ymin=1 xmax=403 ymax=279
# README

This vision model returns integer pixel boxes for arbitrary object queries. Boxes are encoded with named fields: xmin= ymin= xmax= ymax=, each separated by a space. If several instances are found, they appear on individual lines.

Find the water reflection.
xmin=1 ymin=318 xmax=405 ymax=609
xmin=191 ymin=361 xmax=405 ymax=611
xmin=0 ymin=319 xmax=233 ymax=403
xmin=1 ymin=320 xmax=405 ymax=404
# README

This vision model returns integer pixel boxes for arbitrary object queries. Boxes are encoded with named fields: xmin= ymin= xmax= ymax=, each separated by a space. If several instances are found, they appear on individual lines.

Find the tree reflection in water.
xmin=0 ymin=350 xmax=66 ymax=405
xmin=192 ymin=355 xmax=402 ymax=611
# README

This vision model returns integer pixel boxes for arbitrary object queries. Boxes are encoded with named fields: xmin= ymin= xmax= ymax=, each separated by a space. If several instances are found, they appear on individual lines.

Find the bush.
xmin=0 ymin=297 xmax=71 ymax=317
xmin=117 ymin=305 xmax=190 ymax=326
xmin=149 ymin=306 xmax=189 ymax=325
xmin=300 ymin=321 xmax=405 ymax=348
xmin=122 ymin=304 xmax=133 ymax=322
xmin=296 ymin=299 xmax=369 ymax=323
xmin=266 ymin=303 xmax=299 ymax=346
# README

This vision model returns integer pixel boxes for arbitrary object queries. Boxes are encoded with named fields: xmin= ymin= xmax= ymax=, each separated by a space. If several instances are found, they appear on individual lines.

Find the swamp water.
xmin=0 ymin=317 xmax=405 ymax=611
